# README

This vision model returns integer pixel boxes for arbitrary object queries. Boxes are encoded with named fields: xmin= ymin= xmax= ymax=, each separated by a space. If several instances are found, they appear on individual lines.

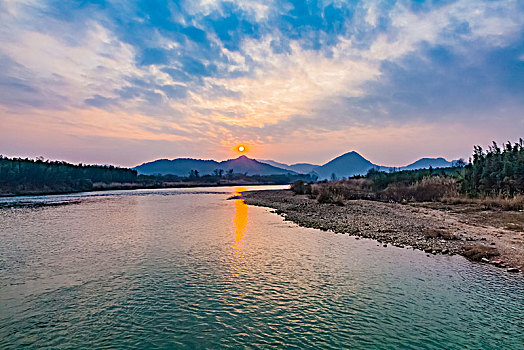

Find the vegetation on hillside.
xmin=139 ymin=172 xmax=315 ymax=187
xmin=292 ymin=139 xmax=524 ymax=211
xmin=0 ymin=156 xmax=314 ymax=196
xmin=291 ymin=168 xmax=461 ymax=204
xmin=462 ymin=140 xmax=524 ymax=196
xmin=0 ymin=156 xmax=137 ymax=195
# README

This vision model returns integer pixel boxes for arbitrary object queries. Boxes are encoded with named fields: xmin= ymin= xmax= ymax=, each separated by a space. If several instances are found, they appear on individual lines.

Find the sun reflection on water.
xmin=231 ymin=187 xmax=248 ymax=276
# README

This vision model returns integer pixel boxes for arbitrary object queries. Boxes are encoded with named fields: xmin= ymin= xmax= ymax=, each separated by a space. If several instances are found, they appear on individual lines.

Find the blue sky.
xmin=1 ymin=0 xmax=523 ymax=166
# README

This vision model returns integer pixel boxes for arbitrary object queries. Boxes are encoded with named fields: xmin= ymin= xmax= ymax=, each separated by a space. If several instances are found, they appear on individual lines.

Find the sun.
xmin=236 ymin=144 xmax=247 ymax=153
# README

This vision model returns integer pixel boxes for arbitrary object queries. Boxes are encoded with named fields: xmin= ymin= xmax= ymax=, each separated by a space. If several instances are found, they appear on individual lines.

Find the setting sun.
xmin=236 ymin=144 xmax=247 ymax=153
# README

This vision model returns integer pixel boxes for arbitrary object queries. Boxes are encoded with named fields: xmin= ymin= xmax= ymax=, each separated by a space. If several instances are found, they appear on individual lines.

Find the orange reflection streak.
xmin=231 ymin=187 xmax=248 ymax=276
xmin=233 ymin=198 xmax=248 ymax=244
xmin=232 ymin=187 xmax=248 ymax=246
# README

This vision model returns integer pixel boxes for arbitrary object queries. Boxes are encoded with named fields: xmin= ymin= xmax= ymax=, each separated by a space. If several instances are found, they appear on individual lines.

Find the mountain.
xmin=134 ymin=153 xmax=454 ymax=179
xmin=312 ymin=152 xmax=454 ymax=180
xmin=258 ymin=159 xmax=319 ymax=174
xmin=134 ymin=156 xmax=297 ymax=176
xmin=313 ymin=151 xmax=380 ymax=179
xmin=221 ymin=156 xmax=297 ymax=175
xmin=133 ymin=158 xmax=218 ymax=176
xmin=400 ymin=157 xmax=453 ymax=171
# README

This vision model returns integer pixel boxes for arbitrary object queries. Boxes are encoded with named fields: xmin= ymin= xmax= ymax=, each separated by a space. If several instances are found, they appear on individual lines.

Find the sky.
xmin=1 ymin=0 xmax=523 ymax=167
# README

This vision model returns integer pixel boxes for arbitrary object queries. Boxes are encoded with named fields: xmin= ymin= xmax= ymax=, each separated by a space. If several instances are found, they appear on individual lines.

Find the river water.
xmin=0 ymin=186 xmax=522 ymax=349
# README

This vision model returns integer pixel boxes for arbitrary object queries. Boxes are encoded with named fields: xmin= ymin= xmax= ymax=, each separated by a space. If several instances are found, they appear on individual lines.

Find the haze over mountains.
xmin=257 ymin=160 xmax=319 ymax=174
xmin=134 ymin=152 xmax=454 ymax=179
xmin=400 ymin=157 xmax=453 ymax=171
xmin=134 ymin=155 xmax=296 ymax=177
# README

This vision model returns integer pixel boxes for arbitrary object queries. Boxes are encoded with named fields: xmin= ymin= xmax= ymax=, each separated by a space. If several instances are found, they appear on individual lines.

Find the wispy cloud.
xmin=1 ymin=0 xmax=523 ymax=165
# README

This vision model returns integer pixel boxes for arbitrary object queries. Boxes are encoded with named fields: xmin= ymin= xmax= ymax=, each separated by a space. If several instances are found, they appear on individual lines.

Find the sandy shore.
xmin=243 ymin=190 xmax=523 ymax=272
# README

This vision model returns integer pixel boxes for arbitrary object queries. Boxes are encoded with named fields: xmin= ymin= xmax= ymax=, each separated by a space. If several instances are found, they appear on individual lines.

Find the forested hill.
xmin=0 ymin=156 xmax=312 ymax=196
xmin=0 ymin=156 xmax=137 ymax=196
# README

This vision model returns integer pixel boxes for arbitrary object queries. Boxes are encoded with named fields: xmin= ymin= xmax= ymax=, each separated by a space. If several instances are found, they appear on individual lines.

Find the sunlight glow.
xmin=236 ymin=144 xmax=247 ymax=153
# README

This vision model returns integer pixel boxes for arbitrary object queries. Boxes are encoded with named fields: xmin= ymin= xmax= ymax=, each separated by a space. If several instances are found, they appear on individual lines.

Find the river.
xmin=0 ymin=186 xmax=522 ymax=349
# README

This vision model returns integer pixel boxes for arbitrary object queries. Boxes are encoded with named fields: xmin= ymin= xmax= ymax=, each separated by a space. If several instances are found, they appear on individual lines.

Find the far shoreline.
xmin=0 ymin=182 xmax=289 ymax=199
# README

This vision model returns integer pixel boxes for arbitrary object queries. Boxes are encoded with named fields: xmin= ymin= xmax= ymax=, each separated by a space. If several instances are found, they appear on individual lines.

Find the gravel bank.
xmin=242 ymin=190 xmax=523 ymax=272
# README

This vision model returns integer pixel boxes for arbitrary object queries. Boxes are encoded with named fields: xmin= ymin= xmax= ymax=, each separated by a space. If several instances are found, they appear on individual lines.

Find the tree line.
xmin=141 ymin=171 xmax=315 ymax=185
xmin=0 ymin=156 xmax=315 ymax=196
xmin=359 ymin=139 xmax=524 ymax=197
xmin=462 ymin=139 xmax=524 ymax=196
xmin=0 ymin=156 xmax=137 ymax=195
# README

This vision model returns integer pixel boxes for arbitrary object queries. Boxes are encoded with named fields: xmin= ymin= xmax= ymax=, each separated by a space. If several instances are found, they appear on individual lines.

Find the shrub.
xmin=412 ymin=177 xmax=458 ymax=202
xmin=380 ymin=176 xmax=457 ymax=202
xmin=311 ymin=182 xmax=346 ymax=205
xmin=291 ymin=180 xmax=306 ymax=194
xmin=304 ymin=182 xmax=312 ymax=195
xmin=315 ymin=187 xmax=331 ymax=204
xmin=381 ymin=183 xmax=414 ymax=202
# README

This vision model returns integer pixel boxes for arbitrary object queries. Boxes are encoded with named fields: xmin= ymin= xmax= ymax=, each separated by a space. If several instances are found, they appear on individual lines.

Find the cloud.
xmin=0 ymin=0 xmax=523 ymax=165
xmin=84 ymin=94 xmax=119 ymax=109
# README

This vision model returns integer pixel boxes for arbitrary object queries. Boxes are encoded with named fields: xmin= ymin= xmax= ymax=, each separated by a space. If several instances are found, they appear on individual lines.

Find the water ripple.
xmin=1 ymin=186 xmax=523 ymax=349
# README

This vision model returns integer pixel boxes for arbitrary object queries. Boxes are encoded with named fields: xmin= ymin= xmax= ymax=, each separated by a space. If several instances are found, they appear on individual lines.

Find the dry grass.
xmin=311 ymin=177 xmax=458 ymax=204
xmin=381 ymin=183 xmax=413 ymax=202
xmin=383 ymin=177 xmax=458 ymax=202
xmin=413 ymin=177 xmax=458 ymax=201
xmin=312 ymin=184 xmax=346 ymax=205
xmin=309 ymin=179 xmax=378 ymax=204
xmin=310 ymin=179 xmax=375 ymax=200
xmin=442 ymin=194 xmax=524 ymax=211
xmin=306 ymin=177 xmax=524 ymax=213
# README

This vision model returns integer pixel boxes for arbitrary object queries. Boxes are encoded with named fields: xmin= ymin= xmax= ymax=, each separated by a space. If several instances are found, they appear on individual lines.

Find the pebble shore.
xmin=242 ymin=190 xmax=523 ymax=273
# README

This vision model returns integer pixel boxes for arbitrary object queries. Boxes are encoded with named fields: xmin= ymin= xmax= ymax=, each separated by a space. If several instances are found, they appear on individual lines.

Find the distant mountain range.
xmin=308 ymin=152 xmax=453 ymax=179
xmin=257 ymin=160 xmax=319 ymax=174
xmin=400 ymin=157 xmax=452 ymax=171
xmin=134 ymin=152 xmax=454 ymax=179
xmin=134 ymin=155 xmax=297 ymax=176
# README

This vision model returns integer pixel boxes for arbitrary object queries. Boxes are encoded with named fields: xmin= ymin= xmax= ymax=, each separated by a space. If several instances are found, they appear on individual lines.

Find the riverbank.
xmin=0 ymin=181 xmax=287 ymax=198
xmin=242 ymin=189 xmax=523 ymax=272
